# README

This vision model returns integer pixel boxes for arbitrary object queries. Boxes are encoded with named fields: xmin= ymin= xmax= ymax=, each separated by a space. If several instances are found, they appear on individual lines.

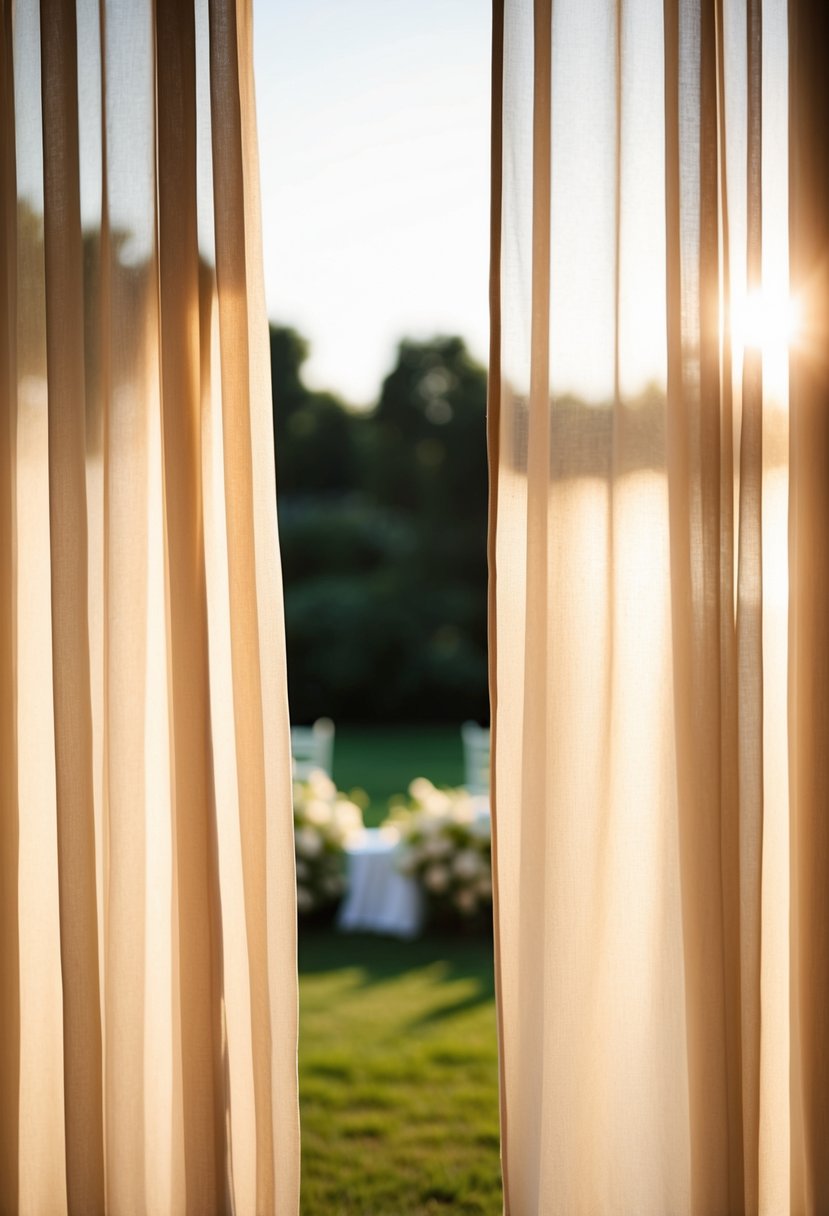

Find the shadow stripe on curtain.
xmin=39 ymin=0 xmax=105 ymax=1207
xmin=155 ymin=0 xmax=229 ymax=1210
xmin=664 ymin=0 xmax=747 ymax=1205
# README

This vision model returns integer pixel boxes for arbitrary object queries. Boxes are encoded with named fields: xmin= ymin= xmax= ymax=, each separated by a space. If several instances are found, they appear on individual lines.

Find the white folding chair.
xmin=291 ymin=717 xmax=335 ymax=779
xmin=461 ymin=720 xmax=490 ymax=796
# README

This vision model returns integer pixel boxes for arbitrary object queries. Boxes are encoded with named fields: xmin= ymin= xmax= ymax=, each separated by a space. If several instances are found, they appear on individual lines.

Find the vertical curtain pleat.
xmin=233 ymin=2 xmax=301 ymax=1204
xmin=155 ymin=2 xmax=229 ymax=1210
xmin=208 ymin=0 xmax=276 ymax=1209
xmin=788 ymin=1 xmax=829 ymax=1208
xmin=737 ymin=1 xmax=763 ymax=1207
xmin=662 ymin=9 xmax=715 ymax=1206
xmin=512 ymin=1 xmax=551 ymax=1209
xmin=39 ymin=0 xmax=106 ymax=1210
xmin=486 ymin=0 xmax=508 ymax=1210
xmin=664 ymin=0 xmax=747 ymax=1205
xmin=0 ymin=4 xmax=19 ymax=1210
xmin=3 ymin=0 xmax=298 ymax=1211
xmin=100 ymin=0 xmax=149 ymax=1204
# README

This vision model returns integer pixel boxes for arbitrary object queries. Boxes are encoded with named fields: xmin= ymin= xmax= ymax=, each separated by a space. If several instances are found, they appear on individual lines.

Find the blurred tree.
xmin=270 ymin=325 xmax=359 ymax=495
xmin=270 ymin=325 xmax=489 ymax=725
xmin=367 ymin=336 xmax=488 ymax=533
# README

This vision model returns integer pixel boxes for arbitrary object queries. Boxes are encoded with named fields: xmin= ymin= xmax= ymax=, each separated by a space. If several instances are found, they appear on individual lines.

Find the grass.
xmin=332 ymin=725 xmax=466 ymax=826
xmin=299 ymin=927 xmax=502 ymax=1215
xmin=299 ymin=725 xmax=499 ymax=1211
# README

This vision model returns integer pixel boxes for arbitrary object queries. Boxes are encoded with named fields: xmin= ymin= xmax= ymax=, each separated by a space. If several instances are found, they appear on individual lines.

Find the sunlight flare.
xmin=731 ymin=288 xmax=801 ymax=355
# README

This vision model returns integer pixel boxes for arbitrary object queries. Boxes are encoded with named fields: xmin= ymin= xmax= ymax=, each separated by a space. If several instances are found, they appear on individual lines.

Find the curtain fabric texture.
xmin=489 ymin=0 xmax=828 ymax=1212
xmin=0 ymin=1 xmax=299 ymax=1213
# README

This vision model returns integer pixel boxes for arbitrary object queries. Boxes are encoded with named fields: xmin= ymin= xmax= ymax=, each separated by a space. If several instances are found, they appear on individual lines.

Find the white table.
xmin=337 ymin=827 xmax=425 ymax=939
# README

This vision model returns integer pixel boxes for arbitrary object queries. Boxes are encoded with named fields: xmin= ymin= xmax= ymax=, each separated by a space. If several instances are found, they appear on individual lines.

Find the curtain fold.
xmin=0 ymin=2 xmax=20 ymax=1207
xmin=489 ymin=0 xmax=825 ymax=1211
xmin=1 ymin=1 xmax=299 ymax=1212
xmin=787 ymin=2 xmax=829 ymax=1208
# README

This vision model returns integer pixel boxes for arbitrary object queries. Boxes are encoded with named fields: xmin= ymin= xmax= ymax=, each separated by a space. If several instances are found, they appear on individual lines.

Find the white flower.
xmin=450 ymin=795 xmax=475 ymax=825
xmin=424 ymin=864 xmax=451 ymax=893
xmin=418 ymin=812 xmax=449 ymax=836
xmin=307 ymin=769 xmax=336 ymax=801
xmin=409 ymin=777 xmax=436 ymax=803
xmin=409 ymin=778 xmax=454 ymax=819
xmin=381 ymin=780 xmax=492 ymax=911
xmin=333 ymin=799 xmax=363 ymax=838
xmin=323 ymin=874 xmax=345 ymax=897
xmin=295 ymin=825 xmax=323 ymax=859
xmin=423 ymin=790 xmax=453 ymax=817
xmin=423 ymin=834 xmax=453 ymax=860
xmin=296 ymin=885 xmax=314 ymax=914
xmin=454 ymin=887 xmax=478 ymax=915
xmin=305 ymin=799 xmax=333 ymax=827
xmin=452 ymin=849 xmax=483 ymax=881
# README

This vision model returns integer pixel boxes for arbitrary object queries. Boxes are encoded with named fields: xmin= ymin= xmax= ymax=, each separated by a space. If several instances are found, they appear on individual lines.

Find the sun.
xmin=731 ymin=288 xmax=801 ymax=355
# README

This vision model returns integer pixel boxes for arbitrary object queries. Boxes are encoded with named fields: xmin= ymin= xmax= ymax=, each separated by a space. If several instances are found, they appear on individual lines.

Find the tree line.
xmin=271 ymin=326 xmax=490 ymax=725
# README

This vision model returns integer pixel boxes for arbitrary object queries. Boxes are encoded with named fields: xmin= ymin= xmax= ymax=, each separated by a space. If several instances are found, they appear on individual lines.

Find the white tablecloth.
xmin=337 ymin=827 xmax=425 ymax=939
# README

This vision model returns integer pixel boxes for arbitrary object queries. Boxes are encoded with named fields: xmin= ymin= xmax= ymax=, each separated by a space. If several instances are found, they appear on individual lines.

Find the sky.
xmin=252 ymin=0 xmax=491 ymax=408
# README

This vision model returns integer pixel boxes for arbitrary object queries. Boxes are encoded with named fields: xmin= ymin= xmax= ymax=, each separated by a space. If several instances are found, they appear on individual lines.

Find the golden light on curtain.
xmin=489 ymin=0 xmax=828 ymax=1212
xmin=0 ymin=1 xmax=299 ymax=1213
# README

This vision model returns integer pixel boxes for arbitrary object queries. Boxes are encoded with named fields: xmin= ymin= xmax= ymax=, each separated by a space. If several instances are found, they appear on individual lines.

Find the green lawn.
xmin=332 ymin=725 xmax=466 ymax=826
xmin=299 ymin=928 xmax=502 ymax=1215
xmin=299 ymin=725 xmax=499 ymax=1212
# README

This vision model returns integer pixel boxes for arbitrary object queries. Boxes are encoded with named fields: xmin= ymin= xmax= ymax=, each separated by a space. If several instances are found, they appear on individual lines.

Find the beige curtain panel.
xmin=489 ymin=0 xmax=828 ymax=1213
xmin=0 ymin=1 xmax=299 ymax=1213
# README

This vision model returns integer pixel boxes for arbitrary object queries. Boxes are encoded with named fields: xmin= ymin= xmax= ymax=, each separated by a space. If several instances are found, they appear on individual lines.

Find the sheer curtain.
xmin=0 ymin=1 xmax=298 ymax=1213
xmin=489 ymin=0 xmax=827 ymax=1212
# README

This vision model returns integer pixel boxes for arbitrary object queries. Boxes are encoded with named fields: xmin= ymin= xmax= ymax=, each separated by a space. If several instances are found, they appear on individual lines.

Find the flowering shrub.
xmin=385 ymin=777 xmax=492 ymax=926
xmin=293 ymin=770 xmax=364 ymax=918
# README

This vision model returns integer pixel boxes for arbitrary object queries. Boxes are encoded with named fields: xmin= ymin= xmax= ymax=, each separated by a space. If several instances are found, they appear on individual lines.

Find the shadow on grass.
xmin=298 ymin=923 xmax=503 ymax=1214
xmin=298 ymin=925 xmax=496 ymax=1024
